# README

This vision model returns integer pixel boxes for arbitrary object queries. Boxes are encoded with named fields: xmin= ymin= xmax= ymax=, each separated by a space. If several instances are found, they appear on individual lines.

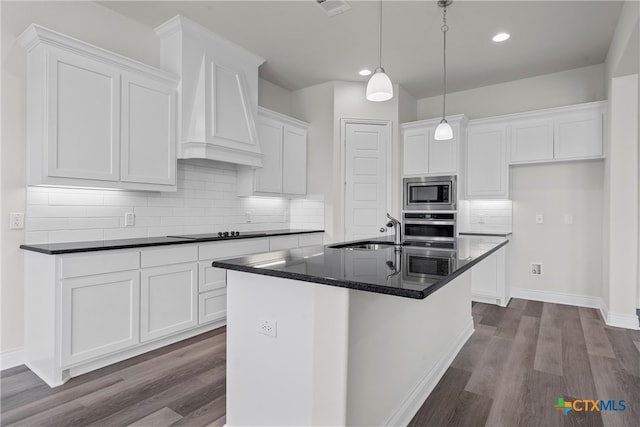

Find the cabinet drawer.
xmin=199 ymin=238 xmax=269 ymax=260
xmin=199 ymin=262 xmax=227 ymax=292
xmin=199 ymin=289 xmax=227 ymax=325
xmin=141 ymin=245 xmax=198 ymax=268
xmin=270 ymin=236 xmax=299 ymax=251
xmin=61 ymin=251 xmax=140 ymax=279
xmin=298 ymin=233 xmax=323 ymax=247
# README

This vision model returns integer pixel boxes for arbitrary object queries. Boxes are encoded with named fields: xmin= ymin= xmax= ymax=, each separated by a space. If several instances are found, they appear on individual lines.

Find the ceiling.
xmin=99 ymin=1 xmax=624 ymax=99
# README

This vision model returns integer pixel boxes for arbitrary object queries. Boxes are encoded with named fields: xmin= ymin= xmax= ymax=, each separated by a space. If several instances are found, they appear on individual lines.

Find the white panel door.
xmin=466 ymin=125 xmax=508 ymax=198
xmin=140 ymin=263 xmax=198 ymax=342
xmin=554 ymin=111 xmax=603 ymax=160
xmin=61 ymin=271 xmax=139 ymax=366
xmin=344 ymin=122 xmax=389 ymax=241
xmin=48 ymin=49 xmax=120 ymax=181
xmin=254 ymin=117 xmax=283 ymax=193
xmin=402 ymin=127 xmax=429 ymax=175
xmin=121 ymin=72 xmax=176 ymax=185
xmin=282 ymin=125 xmax=307 ymax=195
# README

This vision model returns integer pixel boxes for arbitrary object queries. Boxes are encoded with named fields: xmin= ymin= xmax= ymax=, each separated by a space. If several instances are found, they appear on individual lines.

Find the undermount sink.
xmin=329 ymin=241 xmax=398 ymax=250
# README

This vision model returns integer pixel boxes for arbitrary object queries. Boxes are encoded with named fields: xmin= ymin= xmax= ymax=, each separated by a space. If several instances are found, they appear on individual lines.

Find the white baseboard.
xmin=600 ymin=300 xmax=640 ymax=330
xmin=512 ymin=287 xmax=639 ymax=330
xmin=383 ymin=318 xmax=475 ymax=427
xmin=1 ymin=347 xmax=24 ymax=371
xmin=510 ymin=287 xmax=601 ymax=309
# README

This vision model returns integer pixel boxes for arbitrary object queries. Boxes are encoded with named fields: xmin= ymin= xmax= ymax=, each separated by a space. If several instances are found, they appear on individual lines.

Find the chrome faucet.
xmin=384 ymin=213 xmax=403 ymax=246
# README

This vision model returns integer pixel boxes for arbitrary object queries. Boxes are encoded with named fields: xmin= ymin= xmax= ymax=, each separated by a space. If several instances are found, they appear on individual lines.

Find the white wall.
xmin=510 ymin=161 xmax=604 ymax=299
xmin=258 ymin=77 xmax=293 ymax=117
xmin=417 ymin=64 xmax=606 ymax=121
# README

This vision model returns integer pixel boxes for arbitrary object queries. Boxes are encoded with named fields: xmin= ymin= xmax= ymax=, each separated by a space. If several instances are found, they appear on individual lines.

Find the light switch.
xmin=535 ymin=214 xmax=544 ymax=224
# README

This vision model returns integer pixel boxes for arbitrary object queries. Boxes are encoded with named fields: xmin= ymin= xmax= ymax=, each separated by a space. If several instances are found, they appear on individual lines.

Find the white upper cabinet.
xmin=401 ymin=115 xmax=466 ymax=177
xmin=509 ymin=101 xmax=606 ymax=164
xmin=18 ymin=24 xmax=179 ymax=191
xmin=465 ymin=121 xmax=509 ymax=199
xmin=237 ymin=108 xmax=308 ymax=197
xmin=155 ymin=16 xmax=265 ymax=167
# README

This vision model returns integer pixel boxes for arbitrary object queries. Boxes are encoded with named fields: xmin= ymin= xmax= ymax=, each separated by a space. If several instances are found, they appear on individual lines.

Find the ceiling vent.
xmin=316 ymin=0 xmax=351 ymax=17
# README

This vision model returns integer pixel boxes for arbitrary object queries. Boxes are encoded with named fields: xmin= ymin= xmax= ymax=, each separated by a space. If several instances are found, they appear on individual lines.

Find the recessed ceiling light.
xmin=492 ymin=32 xmax=510 ymax=42
xmin=359 ymin=69 xmax=372 ymax=76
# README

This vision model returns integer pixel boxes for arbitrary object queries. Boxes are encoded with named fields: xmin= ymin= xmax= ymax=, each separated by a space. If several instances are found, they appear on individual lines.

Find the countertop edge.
xmin=20 ymin=229 xmax=325 ymax=255
xmin=213 ymin=239 xmax=510 ymax=300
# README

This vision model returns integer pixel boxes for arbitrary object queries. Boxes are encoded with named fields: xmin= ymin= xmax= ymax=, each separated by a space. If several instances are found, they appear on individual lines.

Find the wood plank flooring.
xmin=2 ymin=300 xmax=639 ymax=427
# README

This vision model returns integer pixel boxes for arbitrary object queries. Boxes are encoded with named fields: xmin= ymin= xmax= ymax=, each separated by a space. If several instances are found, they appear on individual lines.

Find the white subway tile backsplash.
xmin=26 ymin=163 xmax=325 ymax=243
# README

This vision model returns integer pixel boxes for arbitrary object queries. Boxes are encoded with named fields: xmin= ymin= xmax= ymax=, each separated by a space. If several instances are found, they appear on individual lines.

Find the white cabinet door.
xmin=554 ymin=111 xmax=603 ymax=160
xmin=510 ymin=120 xmax=554 ymax=163
xmin=199 ymin=289 xmax=227 ymax=325
xmin=254 ymin=117 xmax=283 ymax=193
xmin=140 ymin=263 xmax=198 ymax=342
xmin=121 ymin=72 xmax=176 ymax=186
xmin=48 ymin=49 xmax=120 ymax=182
xmin=61 ymin=271 xmax=139 ymax=366
xmin=429 ymin=135 xmax=457 ymax=175
xmin=403 ymin=127 xmax=429 ymax=176
xmin=466 ymin=124 xmax=509 ymax=199
xmin=282 ymin=125 xmax=307 ymax=195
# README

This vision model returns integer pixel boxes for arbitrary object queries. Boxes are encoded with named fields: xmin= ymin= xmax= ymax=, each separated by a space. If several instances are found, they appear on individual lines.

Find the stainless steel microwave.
xmin=403 ymin=176 xmax=457 ymax=211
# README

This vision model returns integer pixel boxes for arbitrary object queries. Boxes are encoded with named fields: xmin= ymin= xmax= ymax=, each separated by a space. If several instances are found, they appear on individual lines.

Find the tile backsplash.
xmin=458 ymin=199 xmax=513 ymax=234
xmin=26 ymin=160 xmax=324 ymax=244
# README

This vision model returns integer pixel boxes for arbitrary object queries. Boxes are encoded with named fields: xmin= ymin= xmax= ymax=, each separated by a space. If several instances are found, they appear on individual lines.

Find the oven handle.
xmin=404 ymin=220 xmax=456 ymax=226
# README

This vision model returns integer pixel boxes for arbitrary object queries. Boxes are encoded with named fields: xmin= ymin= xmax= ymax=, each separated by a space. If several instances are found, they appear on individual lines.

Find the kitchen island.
xmin=213 ymin=236 xmax=508 ymax=426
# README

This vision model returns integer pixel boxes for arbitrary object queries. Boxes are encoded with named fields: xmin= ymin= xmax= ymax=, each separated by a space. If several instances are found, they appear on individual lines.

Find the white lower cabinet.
xmin=24 ymin=232 xmax=323 ymax=387
xmin=471 ymin=245 xmax=510 ymax=307
xmin=140 ymin=263 xmax=198 ymax=342
xmin=61 ymin=270 xmax=140 ymax=367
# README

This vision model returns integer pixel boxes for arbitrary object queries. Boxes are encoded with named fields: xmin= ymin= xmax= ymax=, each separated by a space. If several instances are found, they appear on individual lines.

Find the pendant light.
xmin=434 ymin=0 xmax=453 ymax=140
xmin=366 ymin=0 xmax=393 ymax=102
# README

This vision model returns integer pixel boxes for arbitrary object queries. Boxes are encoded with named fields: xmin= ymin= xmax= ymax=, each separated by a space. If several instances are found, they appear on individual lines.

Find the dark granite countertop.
xmin=20 ymin=229 xmax=324 ymax=255
xmin=212 ymin=235 xmax=509 ymax=300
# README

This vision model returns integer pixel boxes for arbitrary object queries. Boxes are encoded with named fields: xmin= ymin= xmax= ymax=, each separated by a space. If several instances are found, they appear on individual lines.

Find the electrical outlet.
xmin=257 ymin=319 xmax=277 ymax=337
xmin=124 ymin=212 xmax=135 ymax=227
xmin=9 ymin=213 xmax=25 ymax=229
xmin=531 ymin=262 xmax=542 ymax=276
xmin=246 ymin=211 xmax=252 ymax=223
xmin=564 ymin=214 xmax=573 ymax=225
xmin=535 ymin=214 xmax=544 ymax=224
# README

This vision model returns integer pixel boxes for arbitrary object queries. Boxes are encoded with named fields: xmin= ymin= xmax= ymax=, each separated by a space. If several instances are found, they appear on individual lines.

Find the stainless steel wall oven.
xmin=403 ymin=212 xmax=456 ymax=242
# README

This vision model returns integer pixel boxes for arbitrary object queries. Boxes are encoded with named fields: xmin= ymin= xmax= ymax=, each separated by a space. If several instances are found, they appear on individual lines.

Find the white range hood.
xmin=155 ymin=15 xmax=265 ymax=167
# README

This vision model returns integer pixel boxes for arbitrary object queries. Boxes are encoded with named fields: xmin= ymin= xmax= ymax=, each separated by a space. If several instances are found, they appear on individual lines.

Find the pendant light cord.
xmin=441 ymin=6 xmax=448 ymax=121
xmin=378 ymin=0 xmax=383 ymax=69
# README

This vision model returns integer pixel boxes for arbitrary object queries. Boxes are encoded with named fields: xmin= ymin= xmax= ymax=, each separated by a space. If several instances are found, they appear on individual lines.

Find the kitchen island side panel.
xmin=225 ymin=270 xmax=350 ymax=426
xmin=346 ymin=270 xmax=473 ymax=426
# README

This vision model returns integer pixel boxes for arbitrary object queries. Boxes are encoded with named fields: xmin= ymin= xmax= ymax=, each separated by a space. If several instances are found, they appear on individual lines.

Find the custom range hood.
xmin=155 ymin=16 xmax=265 ymax=167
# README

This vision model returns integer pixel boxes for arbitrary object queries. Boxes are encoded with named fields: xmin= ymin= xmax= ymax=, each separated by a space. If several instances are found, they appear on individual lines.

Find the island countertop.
xmin=212 ymin=235 xmax=508 ymax=299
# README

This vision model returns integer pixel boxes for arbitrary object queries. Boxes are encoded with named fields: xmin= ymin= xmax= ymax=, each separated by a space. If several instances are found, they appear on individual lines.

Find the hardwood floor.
xmin=1 ymin=300 xmax=638 ymax=427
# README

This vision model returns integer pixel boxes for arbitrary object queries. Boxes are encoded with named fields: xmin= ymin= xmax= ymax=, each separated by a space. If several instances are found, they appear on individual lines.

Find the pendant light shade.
xmin=366 ymin=0 xmax=393 ymax=102
xmin=434 ymin=120 xmax=453 ymax=140
xmin=435 ymin=0 xmax=453 ymax=140
xmin=366 ymin=67 xmax=393 ymax=102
